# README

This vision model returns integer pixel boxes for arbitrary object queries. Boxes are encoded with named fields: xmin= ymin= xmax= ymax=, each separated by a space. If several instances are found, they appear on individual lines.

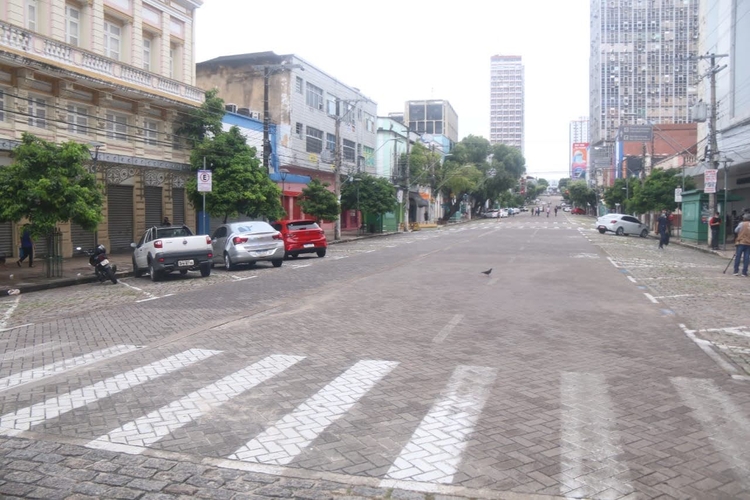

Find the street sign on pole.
xmin=674 ymin=188 xmax=682 ymax=202
xmin=704 ymin=169 xmax=718 ymax=194
xmin=618 ymin=125 xmax=653 ymax=142
xmin=197 ymin=170 xmax=212 ymax=192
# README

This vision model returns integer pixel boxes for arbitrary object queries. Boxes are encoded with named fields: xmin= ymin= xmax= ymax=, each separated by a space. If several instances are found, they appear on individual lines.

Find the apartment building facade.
xmin=489 ymin=55 xmax=524 ymax=153
xmin=0 ymin=0 xmax=205 ymax=256
xmin=589 ymin=0 xmax=700 ymax=147
xmin=403 ymin=100 xmax=458 ymax=146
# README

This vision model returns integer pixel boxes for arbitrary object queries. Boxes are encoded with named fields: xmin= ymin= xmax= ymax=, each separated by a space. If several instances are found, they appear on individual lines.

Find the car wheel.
xmin=180 ymin=269 xmax=188 ymax=275
xmin=224 ymin=253 xmax=234 ymax=271
xmin=133 ymin=257 xmax=144 ymax=278
xmin=598 ymin=228 xmax=606 ymax=234
xmin=149 ymin=261 xmax=161 ymax=282
xmin=316 ymin=249 xmax=327 ymax=258
xmin=616 ymin=227 xmax=624 ymax=236
xmin=200 ymin=263 xmax=211 ymax=277
xmin=640 ymin=229 xmax=648 ymax=238
xmin=272 ymin=259 xmax=283 ymax=268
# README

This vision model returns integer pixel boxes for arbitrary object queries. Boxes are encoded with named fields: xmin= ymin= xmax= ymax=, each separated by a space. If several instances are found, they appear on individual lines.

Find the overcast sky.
xmin=195 ymin=0 xmax=590 ymax=182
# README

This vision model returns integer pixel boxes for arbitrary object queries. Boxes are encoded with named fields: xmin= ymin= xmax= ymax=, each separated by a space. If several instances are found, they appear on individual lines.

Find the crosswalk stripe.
xmin=229 ymin=359 xmax=398 ymax=465
xmin=0 ymin=345 xmax=140 ymax=393
xmin=0 ymin=348 xmax=220 ymax=436
xmin=559 ymin=372 xmax=633 ymax=498
xmin=672 ymin=377 xmax=750 ymax=489
xmin=88 ymin=354 xmax=305 ymax=450
xmin=381 ymin=365 xmax=496 ymax=485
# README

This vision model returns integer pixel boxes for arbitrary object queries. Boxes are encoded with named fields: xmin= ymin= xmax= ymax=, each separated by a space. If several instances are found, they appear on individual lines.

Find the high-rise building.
xmin=489 ymin=55 xmax=524 ymax=153
xmin=589 ymin=0 xmax=699 ymax=146
xmin=569 ymin=118 xmax=589 ymax=179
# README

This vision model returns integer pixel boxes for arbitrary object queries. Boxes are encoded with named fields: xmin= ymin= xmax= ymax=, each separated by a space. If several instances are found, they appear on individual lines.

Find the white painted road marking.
xmin=0 ymin=345 xmax=140 ymax=393
xmin=0 ymin=342 xmax=65 ymax=362
xmin=229 ymin=359 xmax=398 ymax=465
xmin=381 ymin=365 xmax=496 ymax=485
xmin=433 ymin=314 xmax=463 ymax=343
xmin=0 ymin=296 xmax=20 ymax=330
xmin=291 ymin=264 xmax=311 ymax=269
xmin=0 ymin=323 xmax=33 ymax=333
xmin=560 ymin=372 xmax=633 ymax=498
xmin=232 ymin=275 xmax=257 ymax=281
xmin=627 ymin=275 xmax=637 ymax=283
xmin=89 ymin=354 xmax=304 ymax=450
xmin=672 ymin=377 xmax=750 ymax=489
xmin=678 ymin=324 xmax=739 ymax=375
xmin=644 ymin=293 xmax=658 ymax=303
xmin=0 ymin=348 xmax=220 ymax=436
xmin=136 ymin=293 xmax=174 ymax=303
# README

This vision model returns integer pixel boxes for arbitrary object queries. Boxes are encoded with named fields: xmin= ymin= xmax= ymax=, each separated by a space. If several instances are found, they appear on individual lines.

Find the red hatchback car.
xmin=571 ymin=207 xmax=586 ymax=215
xmin=270 ymin=219 xmax=327 ymax=259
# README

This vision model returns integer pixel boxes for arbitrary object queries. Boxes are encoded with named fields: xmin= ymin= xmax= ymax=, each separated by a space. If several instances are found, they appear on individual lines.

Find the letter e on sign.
xmin=197 ymin=170 xmax=212 ymax=192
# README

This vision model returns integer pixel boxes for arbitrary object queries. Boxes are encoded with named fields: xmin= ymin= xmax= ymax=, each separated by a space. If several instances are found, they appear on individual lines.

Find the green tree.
xmin=186 ymin=126 xmax=284 ymax=223
xmin=566 ymin=180 xmax=596 ymax=210
xmin=297 ymin=178 xmax=339 ymax=223
xmin=558 ymin=178 xmax=571 ymax=191
xmin=0 ymin=133 xmax=103 ymax=240
xmin=341 ymin=172 xmax=397 ymax=216
xmin=628 ymin=168 xmax=695 ymax=214
xmin=537 ymin=178 xmax=549 ymax=189
xmin=175 ymin=88 xmax=225 ymax=148
xmin=602 ymin=178 xmax=629 ymax=211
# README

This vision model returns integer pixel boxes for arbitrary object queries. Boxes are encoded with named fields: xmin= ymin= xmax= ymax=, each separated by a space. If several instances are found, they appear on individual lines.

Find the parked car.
xmin=131 ymin=225 xmax=213 ymax=281
xmin=270 ymin=219 xmax=327 ymax=259
xmin=482 ymin=209 xmax=500 ymax=218
xmin=596 ymin=214 xmax=649 ymax=237
xmin=210 ymin=221 xmax=285 ymax=270
xmin=499 ymin=209 xmax=509 ymax=218
xmin=570 ymin=207 xmax=586 ymax=215
xmin=563 ymin=206 xmax=571 ymax=212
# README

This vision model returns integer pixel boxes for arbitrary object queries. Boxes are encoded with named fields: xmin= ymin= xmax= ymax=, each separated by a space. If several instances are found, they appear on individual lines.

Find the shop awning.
xmin=409 ymin=193 xmax=428 ymax=207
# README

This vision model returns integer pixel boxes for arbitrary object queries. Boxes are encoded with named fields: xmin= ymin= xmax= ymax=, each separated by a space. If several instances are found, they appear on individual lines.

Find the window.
xmin=106 ymin=112 xmax=127 ymax=141
xmin=169 ymin=44 xmax=181 ymax=79
xmin=142 ymin=38 xmax=151 ymax=71
xmin=143 ymin=119 xmax=158 ymax=146
xmin=343 ymin=139 xmax=355 ymax=162
xmin=67 ymin=105 xmax=88 ymax=134
xmin=26 ymin=0 xmax=37 ymax=31
xmin=295 ymin=122 xmax=303 ymax=138
xmin=326 ymin=133 xmax=336 ymax=152
xmin=103 ymin=20 xmax=121 ymax=60
xmin=295 ymin=76 xmax=303 ymax=94
xmin=327 ymin=95 xmax=336 ymax=115
xmin=305 ymin=126 xmax=323 ymax=153
xmin=28 ymin=96 xmax=46 ymax=128
xmin=305 ymin=82 xmax=323 ymax=111
xmin=65 ymin=4 xmax=80 ymax=46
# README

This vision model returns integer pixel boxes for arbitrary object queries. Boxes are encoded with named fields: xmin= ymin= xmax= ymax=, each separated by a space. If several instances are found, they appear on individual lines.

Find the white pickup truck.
xmin=131 ymin=225 xmax=213 ymax=281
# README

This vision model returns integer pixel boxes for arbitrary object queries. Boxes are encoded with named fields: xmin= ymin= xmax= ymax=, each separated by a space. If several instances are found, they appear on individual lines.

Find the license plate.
xmin=177 ymin=260 xmax=194 ymax=267
xmin=99 ymin=259 xmax=109 ymax=266
xmin=303 ymin=244 xmax=314 ymax=248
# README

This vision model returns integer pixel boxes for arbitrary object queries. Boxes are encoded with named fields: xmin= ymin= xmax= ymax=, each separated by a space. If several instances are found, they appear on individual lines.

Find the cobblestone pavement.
xmin=0 ymin=213 xmax=749 ymax=500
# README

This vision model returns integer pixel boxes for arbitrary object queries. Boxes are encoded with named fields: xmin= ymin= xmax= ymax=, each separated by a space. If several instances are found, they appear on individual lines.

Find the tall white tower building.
xmin=489 ymin=55 xmax=524 ymax=153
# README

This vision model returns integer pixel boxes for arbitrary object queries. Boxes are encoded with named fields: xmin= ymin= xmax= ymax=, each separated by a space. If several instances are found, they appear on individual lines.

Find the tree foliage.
xmin=627 ymin=168 xmax=695 ymax=214
xmin=175 ymin=88 xmax=225 ymax=148
xmin=341 ymin=172 xmax=397 ymax=215
xmin=297 ymin=178 xmax=339 ymax=222
xmin=0 ymin=133 xmax=103 ymax=238
xmin=186 ymin=126 xmax=284 ymax=223
xmin=566 ymin=180 xmax=596 ymax=209
xmin=602 ymin=178 xmax=629 ymax=210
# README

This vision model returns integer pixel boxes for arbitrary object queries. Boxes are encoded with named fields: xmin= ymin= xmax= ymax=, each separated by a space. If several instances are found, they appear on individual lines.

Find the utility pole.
xmin=334 ymin=99 xmax=342 ymax=241
xmin=404 ymin=133 xmax=411 ymax=231
xmin=697 ymin=53 xmax=727 ymax=216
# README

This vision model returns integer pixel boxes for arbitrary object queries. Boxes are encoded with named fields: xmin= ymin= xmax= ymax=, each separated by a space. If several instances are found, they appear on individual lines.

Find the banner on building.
xmin=704 ymin=169 xmax=718 ymax=194
xmin=571 ymin=142 xmax=589 ymax=179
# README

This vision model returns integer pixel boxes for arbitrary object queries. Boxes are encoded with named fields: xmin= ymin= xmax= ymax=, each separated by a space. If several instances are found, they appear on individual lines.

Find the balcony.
xmin=0 ymin=20 xmax=204 ymax=105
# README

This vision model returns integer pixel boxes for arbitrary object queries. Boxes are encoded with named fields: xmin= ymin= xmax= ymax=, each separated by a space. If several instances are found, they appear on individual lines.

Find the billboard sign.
xmin=704 ymin=169 xmax=718 ymax=194
xmin=618 ymin=125 xmax=653 ymax=142
xmin=571 ymin=142 xmax=589 ymax=179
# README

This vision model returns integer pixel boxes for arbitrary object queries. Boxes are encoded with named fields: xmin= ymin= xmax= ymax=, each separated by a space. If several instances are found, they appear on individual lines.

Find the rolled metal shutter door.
xmin=172 ymin=187 xmax=185 ymax=226
xmin=70 ymin=223 xmax=96 ymax=251
xmin=0 ymin=222 xmax=12 ymax=258
xmin=107 ymin=185 xmax=134 ymax=253
xmin=145 ymin=186 xmax=162 ymax=228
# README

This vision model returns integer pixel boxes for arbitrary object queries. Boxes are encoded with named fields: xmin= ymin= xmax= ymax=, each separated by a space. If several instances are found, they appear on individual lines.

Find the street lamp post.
xmin=279 ymin=168 xmax=289 ymax=216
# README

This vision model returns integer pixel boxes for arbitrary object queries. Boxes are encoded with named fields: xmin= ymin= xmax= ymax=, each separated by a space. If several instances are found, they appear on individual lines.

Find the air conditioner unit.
xmin=250 ymin=111 xmax=262 ymax=120
xmin=237 ymin=107 xmax=251 ymax=117
xmin=225 ymin=103 xmax=238 ymax=113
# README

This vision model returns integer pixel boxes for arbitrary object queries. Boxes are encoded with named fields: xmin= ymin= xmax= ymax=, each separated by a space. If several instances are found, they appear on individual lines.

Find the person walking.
xmin=709 ymin=211 xmax=721 ymax=250
xmin=546 ymin=206 xmax=550 ymax=218
xmin=554 ymin=207 xmax=558 ymax=217
xmin=16 ymin=225 xmax=33 ymax=268
xmin=657 ymin=210 xmax=670 ymax=250
xmin=733 ymin=213 xmax=750 ymax=276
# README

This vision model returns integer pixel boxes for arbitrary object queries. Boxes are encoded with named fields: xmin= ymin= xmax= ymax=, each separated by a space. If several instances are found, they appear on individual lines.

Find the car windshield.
xmin=155 ymin=227 xmax=192 ymax=238
xmin=288 ymin=221 xmax=320 ymax=230
xmin=229 ymin=221 xmax=275 ymax=234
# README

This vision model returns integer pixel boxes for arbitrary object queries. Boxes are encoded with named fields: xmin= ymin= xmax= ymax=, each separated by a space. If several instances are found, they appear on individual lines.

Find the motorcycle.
xmin=76 ymin=245 xmax=118 ymax=284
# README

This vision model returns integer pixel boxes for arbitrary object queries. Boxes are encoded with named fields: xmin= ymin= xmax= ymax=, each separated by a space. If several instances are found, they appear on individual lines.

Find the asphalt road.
xmin=0 ymin=209 xmax=748 ymax=500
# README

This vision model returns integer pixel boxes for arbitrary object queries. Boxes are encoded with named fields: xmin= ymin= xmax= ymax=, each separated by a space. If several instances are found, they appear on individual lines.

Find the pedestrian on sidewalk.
xmin=709 ymin=212 xmax=721 ymax=250
xmin=733 ymin=213 xmax=750 ymax=276
xmin=657 ymin=210 xmax=670 ymax=250
xmin=546 ymin=206 xmax=550 ymax=218
xmin=554 ymin=207 xmax=558 ymax=217
xmin=17 ymin=225 xmax=34 ymax=268
xmin=162 ymin=216 xmax=171 ymax=226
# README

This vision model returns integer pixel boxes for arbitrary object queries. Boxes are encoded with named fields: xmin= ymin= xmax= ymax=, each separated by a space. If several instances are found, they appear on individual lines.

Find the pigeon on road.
xmin=481 ymin=268 xmax=492 ymax=275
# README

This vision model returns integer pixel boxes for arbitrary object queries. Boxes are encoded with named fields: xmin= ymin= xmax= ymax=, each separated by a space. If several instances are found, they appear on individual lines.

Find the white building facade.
xmin=489 ymin=55 xmax=524 ymax=153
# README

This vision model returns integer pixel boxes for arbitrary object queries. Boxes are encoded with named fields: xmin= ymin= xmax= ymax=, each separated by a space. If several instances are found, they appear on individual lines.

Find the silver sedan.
xmin=210 ymin=221 xmax=285 ymax=270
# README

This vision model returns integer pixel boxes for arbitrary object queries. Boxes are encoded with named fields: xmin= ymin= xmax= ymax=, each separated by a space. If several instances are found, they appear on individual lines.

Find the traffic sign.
xmin=618 ymin=125 xmax=653 ymax=142
xmin=674 ymin=188 xmax=682 ymax=203
xmin=197 ymin=170 xmax=212 ymax=192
